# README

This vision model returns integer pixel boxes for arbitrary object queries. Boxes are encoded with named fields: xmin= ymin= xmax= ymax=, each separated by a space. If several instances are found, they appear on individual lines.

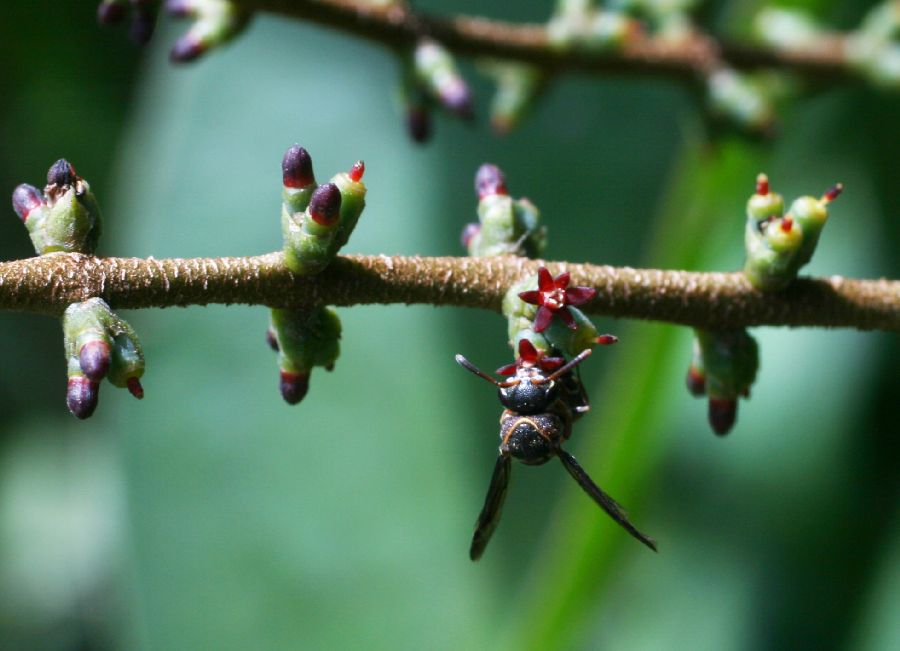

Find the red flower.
xmin=518 ymin=267 xmax=597 ymax=332
xmin=496 ymin=339 xmax=565 ymax=376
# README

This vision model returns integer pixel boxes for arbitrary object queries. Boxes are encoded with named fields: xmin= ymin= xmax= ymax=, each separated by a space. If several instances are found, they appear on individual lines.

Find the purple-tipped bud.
xmin=266 ymin=328 xmax=280 ymax=352
xmin=12 ymin=184 xmax=44 ymax=222
xmin=461 ymin=223 xmax=480 ymax=248
xmin=475 ymin=164 xmax=507 ymax=199
xmin=97 ymin=2 xmax=126 ymax=25
xmin=280 ymin=370 xmax=310 ymax=405
xmin=170 ymin=37 xmax=204 ymax=63
xmin=67 ymin=377 xmax=99 ymax=419
xmin=282 ymin=145 xmax=315 ymax=189
xmin=708 ymin=398 xmax=737 ymax=436
xmin=686 ymin=366 xmax=706 ymax=397
xmin=79 ymin=340 xmax=111 ymax=383
xmin=440 ymin=79 xmax=473 ymax=119
xmin=47 ymin=159 xmax=77 ymax=187
xmin=308 ymin=183 xmax=342 ymax=226
xmin=164 ymin=0 xmax=193 ymax=18
xmin=130 ymin=7 xmax=157 ymax=45
xmin=407 ymin=108 xmax=432 ymax=143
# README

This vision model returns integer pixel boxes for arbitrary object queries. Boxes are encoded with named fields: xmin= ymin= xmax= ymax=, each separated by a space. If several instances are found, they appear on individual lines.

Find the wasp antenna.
xmin=455 ymin=354 xmax=503 ymax=386
xmin=539 ymin=348 xmax=592 ymax=384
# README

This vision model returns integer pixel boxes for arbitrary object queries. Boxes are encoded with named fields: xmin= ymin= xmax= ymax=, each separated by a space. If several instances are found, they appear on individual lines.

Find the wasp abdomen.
xmin=500 ymin=410 xmax=560 ymax=465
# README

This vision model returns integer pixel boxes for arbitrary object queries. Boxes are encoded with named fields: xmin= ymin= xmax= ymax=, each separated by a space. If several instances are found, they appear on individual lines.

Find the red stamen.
xmin=755 ymin=173 xmax=769 ymax=196
xmin=780 ymin=216 xmax=793 ymax=233
xmin=126 ymin=377 xmax=144 ymax=399
xmin=822 ymin=183 xmax=843 ymax=204
xmin=349 ymin=161 xmax=365 ymax=183
xmin=595 ymin=334 xmax=618 ymax=345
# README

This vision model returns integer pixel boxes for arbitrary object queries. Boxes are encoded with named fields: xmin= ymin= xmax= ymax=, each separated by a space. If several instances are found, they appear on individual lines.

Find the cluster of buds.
xmin=547 ymin=0 xmax=643 ymax=52
xmin=267 ymin=307 xmax=341 ymax=405
xmin=280 ymin=144 xmax=367 ymax=276
xmin=399 ymin=39 xmax=473 ymax=142
xmin=685 ymin=329 xmax=758 ymax=436
xmin=97 ymin=0 xmax=158 ymax=45
xmin=165 ymin=0 xmax=251 ymax=63
xmin=461 ymin=164 xmax=546 ymax=259
xmin=63 ymin=298 xmax=145 ymax=419
xmin=743 ymin=173 xmax=842 ymax=291
xmin=480 ymin=62 xmax=546 ymax=135
xmin=12 ymin=159 xmax=102 ymax=255
xmin=272 ymin=144 xmax=366 ymax=404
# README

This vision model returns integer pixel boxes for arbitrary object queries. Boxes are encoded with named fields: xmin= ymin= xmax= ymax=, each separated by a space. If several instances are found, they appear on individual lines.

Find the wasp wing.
xmin=470 ymin=454 xmax=512 ymax=561
xmin=557 ymin=448 xmax=657 ymax=552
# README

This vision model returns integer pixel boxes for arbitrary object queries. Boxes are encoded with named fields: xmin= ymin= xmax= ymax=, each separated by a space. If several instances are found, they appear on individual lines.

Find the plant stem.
xmin=0 ymin=252 xmax=896 ymax=330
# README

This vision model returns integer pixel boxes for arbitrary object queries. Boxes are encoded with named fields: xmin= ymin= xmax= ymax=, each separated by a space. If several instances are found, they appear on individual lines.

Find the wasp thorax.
xmin=498 ymin=373 xmax=557 ymax=414
xmin=500 ymin=413 xmax=559 ymax=465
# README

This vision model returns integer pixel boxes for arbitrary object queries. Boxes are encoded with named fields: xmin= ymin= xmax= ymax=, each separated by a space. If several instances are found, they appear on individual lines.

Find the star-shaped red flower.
xmin=496 ymin=339 xmax=565 ymax=376
xmin=518 ymin=267 xmax=597 ymax=332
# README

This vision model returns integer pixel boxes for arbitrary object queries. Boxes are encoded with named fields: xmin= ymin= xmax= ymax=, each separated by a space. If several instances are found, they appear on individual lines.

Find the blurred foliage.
xmin=0 ymin=1 xmax=897 ymax=651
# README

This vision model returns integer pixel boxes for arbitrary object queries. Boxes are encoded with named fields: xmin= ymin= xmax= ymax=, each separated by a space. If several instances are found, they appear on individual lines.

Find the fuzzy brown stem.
xmin=0 ymin=252 xmax=896 ymax=331
xmin=241 ymin=0 xmax=854 ymax=82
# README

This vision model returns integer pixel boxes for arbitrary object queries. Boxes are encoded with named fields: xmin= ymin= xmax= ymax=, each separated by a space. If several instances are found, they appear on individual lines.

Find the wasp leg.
xmin=557 ymin=448 xmax=657 ymax=552
xmin=470 ymin=454 xmax=512 ymax=561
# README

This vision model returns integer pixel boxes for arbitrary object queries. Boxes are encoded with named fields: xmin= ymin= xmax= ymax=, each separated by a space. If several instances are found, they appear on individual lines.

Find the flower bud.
xmin=12 ymin=184 xmax=44 ymax=222
xmin=167 ymin=0 xmax=251 ymax=64
xmin=67 ymin=376 xmax=100 ymax=420
xmin=746 ymin=173 xmax=784 ymax=224
xmin=269 ymin=307 xmax=341 ymax=405
xmin=475 ymin=164 xmax=508 ymax=199
xmin=47 ymin=159 xmax=77 ymax=188
xmin=79 ymin=340 xmax=112 ymax=383
xmin=708 ymin=398 xmax=737 ymax=436
xmin=413 ymin=40 xmax=473 ymax=118
xmin=309 ymin=183 xmax=342 ymax=227
xmin=279 ymin=371 xmax=310 ymax=405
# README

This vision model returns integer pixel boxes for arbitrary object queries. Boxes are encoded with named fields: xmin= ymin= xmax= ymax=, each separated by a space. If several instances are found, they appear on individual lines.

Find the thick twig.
xmin=240 ymin=0 xmax=853 ymax=82
xmin=0 ymin=252 xmax=896 ymax=331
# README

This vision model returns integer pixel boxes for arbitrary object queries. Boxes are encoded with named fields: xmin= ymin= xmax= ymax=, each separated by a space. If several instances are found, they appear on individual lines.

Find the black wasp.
xmin=456 ymin=338 xmax=657 ymax=560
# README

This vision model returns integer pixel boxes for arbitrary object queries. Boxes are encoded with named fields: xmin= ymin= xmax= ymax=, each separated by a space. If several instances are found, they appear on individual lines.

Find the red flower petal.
xmin=537 ymin=267 xmax=555 ymax=292
xmin=533 ymin=305 xmax=553 ymax=332
xmin=564 ymin=286 xmax=597 ymax=306
xmin=518 ymin=290 xmax=542 ymax=305
xmin=517 ymin=339 xmax=539 ymax=364
xmin=595 ymin=334 xmax=618 ymax=345
xmin=559 ymin=307 xmax=577 ymax=330
xmin=539 ymin=356 xmax=565 ymax=371
xmin=554 ymin=272 xmax=571 ymax=289
xmin=496 ymin=363 xmax=518 ymax=376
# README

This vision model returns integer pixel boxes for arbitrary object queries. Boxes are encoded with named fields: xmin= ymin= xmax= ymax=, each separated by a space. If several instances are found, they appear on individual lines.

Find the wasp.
xmin=456 ymin=338 xmax=657 ymax=560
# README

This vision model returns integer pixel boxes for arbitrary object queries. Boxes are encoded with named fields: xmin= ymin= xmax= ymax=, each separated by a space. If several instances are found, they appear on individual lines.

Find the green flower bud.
xmin=331 ymin=161 xmax=367 ymax=249
xmin=790 ymin=183 xmax=841 ymax=266
xmin=466 ymin=165 xmax=546 ymax=258
xmin=753 ymin=8 xmax=824 ymax=50
xmin=481 ymin=62 xmax=544 ymax=135
xmin=746 ymin=173 xmax=784 ymax=224
xmin=63 ymin=298 xmax=145 ymax=418
xmin=269 ymin=307 xmax=341 ymax=405
xmin=14 ymin=160 xmax=102 ymax=255
xmin=413 ymin=40 xmax=472 ymax=118
xmin=707 ymin=69 xmax=776 ymax=134
xmin=743 ymin=217 xmax=800 ymax=291
xmin=166 ymin=0 xmax=251 ymax=63
xmin=283 ymin=183 xmax=342 ymax=275
xmin=282 ymin=144 xmax=318 ymax=215
xmin=689 ymin=328 xmax=758 ymax=436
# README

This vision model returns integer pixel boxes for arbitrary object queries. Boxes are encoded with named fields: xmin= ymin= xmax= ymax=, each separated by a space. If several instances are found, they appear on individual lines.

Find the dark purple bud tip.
xmin=79 ymin=340 xmax=111 ymax=382
xmin=475 ymin=163 xmax=507 ymax=199
xmin=280 ymin=370 xmax=310 ymax=405
xmin=130 ymin=9 xmax=157 ymax=45
xmin=67 ymin=377 xmax=99 ymax=419
xmin=126 ymin=377 xmax=144 ymax=399
xmin=282 ymin=145 xmax=315 ymax=189
xmin=708 ymin=398 xmax=737 ymax=436
xmin=170 ymin=36 xmax=204 ymax=63
xmin=12 ymin=184 xmax=44 ymax=222
xmin=164 ymin=0 xmax=193 ymax=18
xmin=309 ymin=183 xmax=342 ymax=226
xmin=461 ymin=222 xmax=480 ymax=248
xmin=98 ymin=2 xmax=126 ymax=25
xmin=47 ymin=159 xmax=77 ymax=187
xmin=407 ymin=108 xmax=432 ymax=143
xmin=266 ymin=328 xmax=280 ymax=352
xmin=686 ymin=366 xmax=706 ymax=397
xmin=441 ymin=80 xmax=473 ymax=119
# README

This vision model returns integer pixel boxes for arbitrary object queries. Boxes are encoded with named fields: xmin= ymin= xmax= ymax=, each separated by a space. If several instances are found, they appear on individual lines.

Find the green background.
xmin=0 ymin=2 xmax=896 ymax=650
